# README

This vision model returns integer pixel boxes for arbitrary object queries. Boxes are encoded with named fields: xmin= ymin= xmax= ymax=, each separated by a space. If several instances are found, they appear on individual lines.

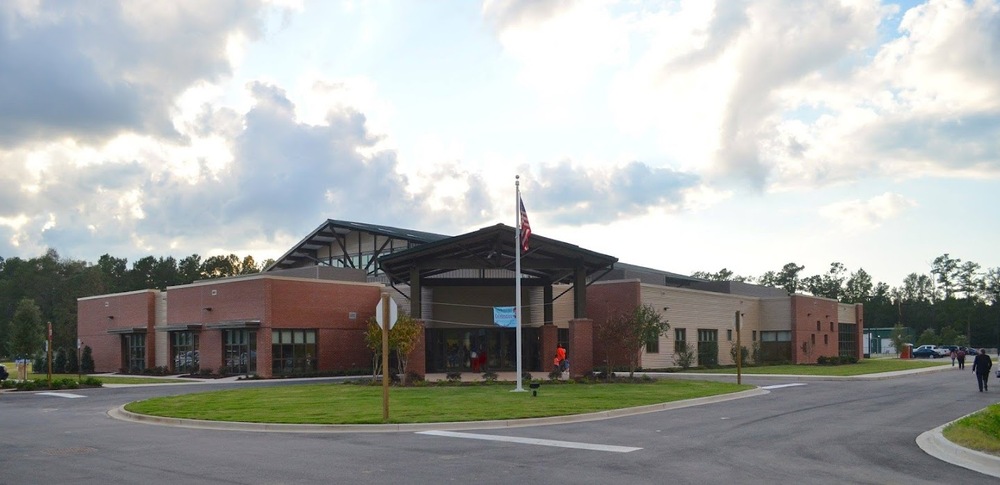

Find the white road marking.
xmin=759 ymin=383 xmax=806 ymax=390
xmin=37 ymin=392 xmax=86 ymax=399
xmin=417 ymin=430 xmax=642 ymax=453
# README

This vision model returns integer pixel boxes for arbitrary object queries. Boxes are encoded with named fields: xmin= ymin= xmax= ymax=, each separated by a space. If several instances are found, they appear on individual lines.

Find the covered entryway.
xmin=378 ymin=224 xmax=617 ymax=376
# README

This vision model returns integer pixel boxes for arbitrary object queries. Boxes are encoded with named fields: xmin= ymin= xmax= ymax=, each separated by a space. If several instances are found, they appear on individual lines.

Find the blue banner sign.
xmin=493 ymin=306 xmax=517 ymax=327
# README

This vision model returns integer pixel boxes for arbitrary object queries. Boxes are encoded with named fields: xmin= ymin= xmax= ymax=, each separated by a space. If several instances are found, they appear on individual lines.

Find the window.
xmin=727 ymin=329 xmax=733 ymax=341
xmin=123 ymin=333 xmax=145 ymax=373
xmin=824 ymin=334 xmax=829 ymax=345
xmin=752 ymin=330 xmax=757 ymax=341
xmin=830 ymin=322 xmax=834 ymax=332
xmin=223 ymin=329 xmax=257 ymax=375
xmin=646 ymin=336 xmax=660 ymax=353
xmin=171 ymin=331 xmax=199 ymax=373
xmin=816 ymin=321 xmax=821 ymax=331
xmin=272 ymin=329 xmax=317 ymax=375
xmin=697 ymin=329 xmax=718 ymax=367
xmin=674 ymin=328 xmax=687 ymax=353
xmin=761 ymin=331 xmax=791 ymax=342
xmin=811 ymin=334 xmax=816 ymax=345
xmin=839 ymin=323 xmax=858 ymax=357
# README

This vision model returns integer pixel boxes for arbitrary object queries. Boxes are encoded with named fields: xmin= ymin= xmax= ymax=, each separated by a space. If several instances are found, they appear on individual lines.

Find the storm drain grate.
xmin=42 ymin=447 xmax=97 ymax=456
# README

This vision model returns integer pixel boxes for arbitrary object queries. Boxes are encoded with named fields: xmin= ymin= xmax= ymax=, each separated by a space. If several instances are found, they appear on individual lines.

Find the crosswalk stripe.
xmin=417 ymin=430 xmax=642 ymax=453
xmin=37 ymin=392 xmax=86 ymax=399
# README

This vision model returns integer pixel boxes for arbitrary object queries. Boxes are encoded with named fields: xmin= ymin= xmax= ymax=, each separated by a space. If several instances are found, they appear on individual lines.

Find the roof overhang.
xmin=265 ymin=219 xmax=449 ymax=272
xmin=205 ymin=320 xmax=262 ymax=330
xmin=107 ymin=327 xmax=148 ymax=335
xmin=157 ymin=324 xmax=205 ymax=332
xmin=378 ymin=224 xmax=617 ymax=285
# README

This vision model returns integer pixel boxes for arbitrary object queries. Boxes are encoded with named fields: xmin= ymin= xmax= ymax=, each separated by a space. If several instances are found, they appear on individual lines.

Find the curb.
xmin=917 ymin=417 xmax=1000 ymax=478
xmin=108 ymin=388 xmax=769 ymax=433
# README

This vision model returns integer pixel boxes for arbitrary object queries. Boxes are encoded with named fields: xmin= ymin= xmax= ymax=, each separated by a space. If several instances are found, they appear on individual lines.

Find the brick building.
xmin=78 ymin=220 xmax=862 ymax=377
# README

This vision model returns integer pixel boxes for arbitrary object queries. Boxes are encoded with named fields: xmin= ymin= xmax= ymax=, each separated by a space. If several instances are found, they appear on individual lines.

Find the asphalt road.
xmin=0 ymin=369 xmax=996 ymax=484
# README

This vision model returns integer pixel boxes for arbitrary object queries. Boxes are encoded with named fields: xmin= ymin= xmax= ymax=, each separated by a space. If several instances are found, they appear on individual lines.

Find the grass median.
xmin=125 ymin=379 xmax=752 ymax=425
xmin=682 ymin=358 xmax=949 ymax=376
xmin=943 ymin=403 xmax=1000 ymax=456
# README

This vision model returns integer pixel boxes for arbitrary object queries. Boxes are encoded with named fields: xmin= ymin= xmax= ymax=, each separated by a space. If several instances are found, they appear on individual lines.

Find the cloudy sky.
xmin=1 ymin=0 xmax=998 ymax=287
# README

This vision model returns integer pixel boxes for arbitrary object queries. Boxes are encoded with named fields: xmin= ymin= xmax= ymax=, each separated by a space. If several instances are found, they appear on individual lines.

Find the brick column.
xmin=540 ymin=324 xmax=558 ymax=373
xmin=568 ymin=318 xmax=593 ymax=378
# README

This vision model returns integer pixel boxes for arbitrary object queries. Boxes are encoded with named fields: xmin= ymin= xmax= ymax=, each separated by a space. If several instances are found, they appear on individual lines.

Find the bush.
xmin=548 ymin=370 xmax=563 ymax=380
xmin=521 ymin=372 xmax=532 ymax=381
xmin=54 ymin=348 xmax=68 ymax=374
xmin=446 ymin=371 xmax=462 ymax=382
xmin=674 ymin=344 xmax=696 ymax=369
xmin=405 ymin=371 xmax=424 ymax=385
xmin=80 ymin=346 xmax=95 ymax=374
xmin=481 ymin=371 xmax=498 ymax=382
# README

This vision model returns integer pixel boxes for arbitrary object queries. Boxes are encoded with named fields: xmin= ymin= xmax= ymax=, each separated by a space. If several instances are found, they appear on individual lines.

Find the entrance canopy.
xmin=378 ymin=224 xmax=617 ymax=319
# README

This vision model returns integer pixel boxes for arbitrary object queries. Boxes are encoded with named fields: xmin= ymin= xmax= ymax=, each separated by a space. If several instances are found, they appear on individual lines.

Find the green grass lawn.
xmin=1 ymin=361 xmax=190 ymax=385
xmin=683 ymin=358 xmax=949 ymax=376
xmin=125 ymin=380 xmax=752 ymax=425
xmin=943 ymin=403 xmax=1000 ymax=456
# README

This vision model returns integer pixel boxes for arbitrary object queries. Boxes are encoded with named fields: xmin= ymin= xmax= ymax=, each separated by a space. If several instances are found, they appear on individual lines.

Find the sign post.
xmin=77 ymin=338 xmax=83 ymax=383
xmin=734 ymin=311 xmax=742 ymax=385
xmin=47 ymin=322 xmax=53 ymax=388
xmin=376 ymin=293 xmax=397 ymax=422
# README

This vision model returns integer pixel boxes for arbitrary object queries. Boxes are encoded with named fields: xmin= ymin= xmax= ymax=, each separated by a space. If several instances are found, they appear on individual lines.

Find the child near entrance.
xmin=554 ymin=343 xmax=567 ymax=374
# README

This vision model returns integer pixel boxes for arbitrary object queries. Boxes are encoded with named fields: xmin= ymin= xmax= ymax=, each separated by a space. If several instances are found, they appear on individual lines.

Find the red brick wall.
xmin=270 ymin=279 xmax=381 ymax=374
xmin=790 ymin=295 xmax=839 ymax=364
xmin=587 ymin=280 xmax=641 ymax=371
xmin=568 ymin=318 xmax=593 ymax=377
xmin=855 ymin=304 xmax=865 ymax=360
xmin=77 ymin=290 xmax=158 ymax=373
xmin=540 ymin=324 xmax=558 ymax=373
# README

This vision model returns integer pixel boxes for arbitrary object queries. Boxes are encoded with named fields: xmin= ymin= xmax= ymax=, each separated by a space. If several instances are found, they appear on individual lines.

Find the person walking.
xmin=950 ymin=348 xmax=957 ymax=367
xmin=972 ymin=348 xmax=993 ymax=392
xmin=957 ymin=347 xmax=967 ymax=370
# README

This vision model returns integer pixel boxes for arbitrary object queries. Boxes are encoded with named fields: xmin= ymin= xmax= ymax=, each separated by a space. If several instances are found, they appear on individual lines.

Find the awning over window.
xmin=206 ymin=320 xmax=262 ymax=330
xmin=157 ymin=324 xmax=205 ymax=332
xmin=107 ymin=327 xmax=148 ymax=335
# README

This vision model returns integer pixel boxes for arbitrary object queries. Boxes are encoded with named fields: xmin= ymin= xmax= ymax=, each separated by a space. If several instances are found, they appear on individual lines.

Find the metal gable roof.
xmin=377 ymin=223 xmax=618 ymax=284
xmin=265 ymin=219 xmax=450 ymax=272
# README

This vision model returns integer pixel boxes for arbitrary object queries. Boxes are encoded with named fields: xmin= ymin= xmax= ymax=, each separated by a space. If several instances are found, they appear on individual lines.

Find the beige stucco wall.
xmin=838 ymin=303 xmax=859 ymax=324
xmin=760 ymin=298 xmax=792 ymax=330
xmin=638 ymin=284 xmax=762 ymax=368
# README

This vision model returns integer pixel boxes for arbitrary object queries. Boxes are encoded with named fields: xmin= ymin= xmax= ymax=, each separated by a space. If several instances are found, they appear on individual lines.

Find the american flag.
xmin=519 ymin=199 xmax=531 ymax=252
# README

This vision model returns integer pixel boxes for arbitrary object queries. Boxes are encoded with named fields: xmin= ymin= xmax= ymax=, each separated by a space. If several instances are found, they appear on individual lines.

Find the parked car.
xmin=0 ymin=364 xmax=8 ymax=381
xmin=912 ymin=345 xmax=942 ymax=358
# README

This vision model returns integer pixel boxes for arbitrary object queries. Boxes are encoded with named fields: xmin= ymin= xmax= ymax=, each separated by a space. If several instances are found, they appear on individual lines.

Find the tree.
xmin=916 ymin=328 xmax=938 ymax=347
xmin=931 ymin=253 xmax=960 ymax=299
xmin=768 ymin=262 xmax=805 ymax=295
xmin=889 ymin=324 xmax=908 ymax=356
xmin=8 ymin=298 xmax=44 ymax=360
xmin=607 ymin=303 xmax=670 ymax=377
xmin=691 ymin=268 xmax=750 ymax=282
xmin=363 ymin=314 xmax=423 ymax=381
xmin=842 ymin=268 xmax=873 ymax=304
xmin=802 ymin=262 xmax=846 ymax=300
xmin=80 ymin=345 xmax=95 ymax=373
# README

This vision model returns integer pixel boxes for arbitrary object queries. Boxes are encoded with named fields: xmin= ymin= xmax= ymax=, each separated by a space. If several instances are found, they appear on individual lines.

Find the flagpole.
xmin=514 ymin=175 xmax=525 ymax=392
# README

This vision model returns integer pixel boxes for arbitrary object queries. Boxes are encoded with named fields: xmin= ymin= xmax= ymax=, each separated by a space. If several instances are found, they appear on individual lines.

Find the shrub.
xmin=446 ymin=371 xmax=462 ymax=382
xmin=674 ymin=343 xmax=696 ymax=369
xmin=548 ymin=370 xmax=563 ymax=380
xmin=54 ymin=348 xmax=68 ymax=374
xmin=521 ymin=372 xmax=532 ymax=381
xmin=405 ymin=371 xmax=424 ymax=385
xmin=80 ymin=346 xmax=95 ymax=373
xmin=83 ymin=377 xmax=103 ymax=387
xmin=481 ymin=371 xmax=498 ymax=382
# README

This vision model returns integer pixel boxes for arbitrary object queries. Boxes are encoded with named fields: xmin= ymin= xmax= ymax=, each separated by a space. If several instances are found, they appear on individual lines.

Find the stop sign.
xmin=375 ymin=298 xmax=398 ymax=330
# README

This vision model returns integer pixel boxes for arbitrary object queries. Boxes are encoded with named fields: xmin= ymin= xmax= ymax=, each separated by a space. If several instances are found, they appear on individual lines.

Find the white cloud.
xmin=819 ymin=192 xmax=917 ymax=230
